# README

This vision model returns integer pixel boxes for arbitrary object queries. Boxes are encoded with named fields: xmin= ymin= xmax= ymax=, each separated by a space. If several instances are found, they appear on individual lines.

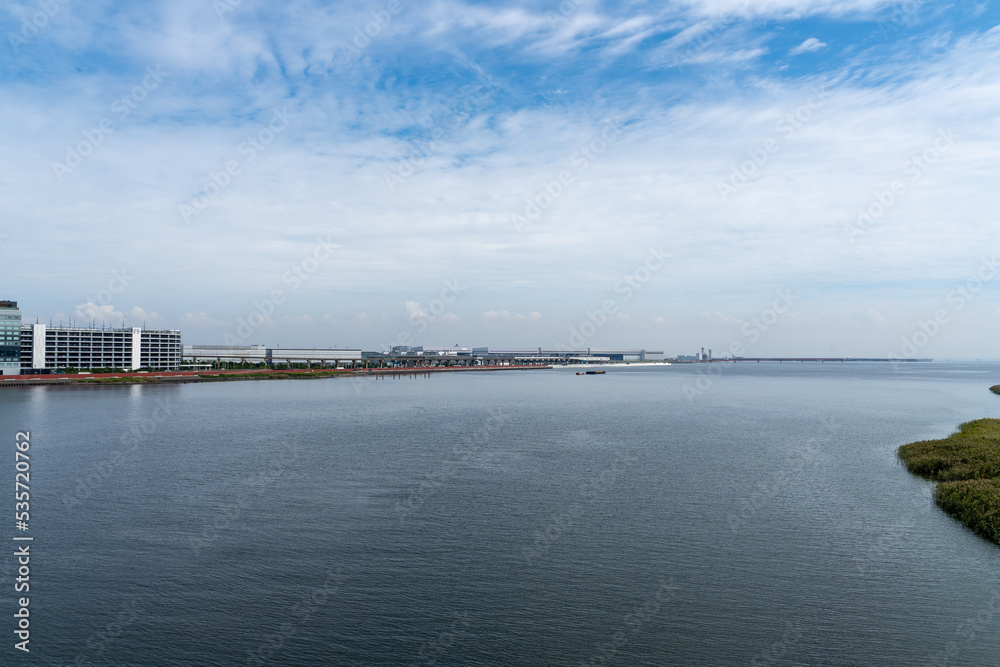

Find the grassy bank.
xmin=898 ymin=418 xmax=1000 ymax=546
xmin=195 ymin=371 xmax=346 ymax=382
xmin=71 ymin=370 xmax=351 ymax=384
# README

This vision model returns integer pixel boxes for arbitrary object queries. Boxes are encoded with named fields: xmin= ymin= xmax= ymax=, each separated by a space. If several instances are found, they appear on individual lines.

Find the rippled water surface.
xmin=3 ymin=362 xmax=1000 ymax=665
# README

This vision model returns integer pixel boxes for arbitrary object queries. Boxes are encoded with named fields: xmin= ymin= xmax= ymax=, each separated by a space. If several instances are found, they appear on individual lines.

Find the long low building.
xmin=183 ymin=345 xmax=362 ymax=365
xmin=475 ymin=347 xmax=665 ymax=362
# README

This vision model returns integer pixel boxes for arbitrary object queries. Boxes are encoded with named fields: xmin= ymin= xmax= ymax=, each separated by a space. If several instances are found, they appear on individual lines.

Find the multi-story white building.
xmin=0 ymin=301 xmax=22 ymax=376
xmin=19 ymin=324 xmax=182 ymax=372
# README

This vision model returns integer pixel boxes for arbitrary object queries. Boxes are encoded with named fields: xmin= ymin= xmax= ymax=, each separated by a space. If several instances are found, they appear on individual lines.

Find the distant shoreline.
xmin=0 ymin=365 xmax=551 ymax=388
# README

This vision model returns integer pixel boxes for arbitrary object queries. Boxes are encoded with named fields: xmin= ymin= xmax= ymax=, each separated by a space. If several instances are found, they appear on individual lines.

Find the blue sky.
xmin=3 ymin=0 xmax=1000 ymax=357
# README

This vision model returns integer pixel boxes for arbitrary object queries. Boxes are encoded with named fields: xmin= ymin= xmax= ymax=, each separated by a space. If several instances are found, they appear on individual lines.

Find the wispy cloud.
xmin=2 ymin=0 xmax=998 ymax=355
xmin=790 ymin=37 xmax=828 ymax=55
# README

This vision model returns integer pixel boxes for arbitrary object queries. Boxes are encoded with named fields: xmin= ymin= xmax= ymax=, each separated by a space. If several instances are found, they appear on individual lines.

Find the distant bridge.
xmin=698 ymin=358 xmax=933 ymax=363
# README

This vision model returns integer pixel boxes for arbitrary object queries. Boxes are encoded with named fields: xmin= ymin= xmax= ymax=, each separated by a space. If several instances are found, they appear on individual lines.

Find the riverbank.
xmin=898 ymin=417 xmax=1000 ymax=546
xmin=0 ymin=365 xmax=551 ymax=387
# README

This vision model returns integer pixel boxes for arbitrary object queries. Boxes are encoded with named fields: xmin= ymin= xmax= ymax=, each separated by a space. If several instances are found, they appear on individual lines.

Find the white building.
xmin=0 ymin=301 xmax=21 ymax=376
xmin=20 ymin=324 xmax=182 ymax=372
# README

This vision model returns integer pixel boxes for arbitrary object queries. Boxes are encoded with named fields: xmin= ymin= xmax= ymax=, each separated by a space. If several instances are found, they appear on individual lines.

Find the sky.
xmin=2 ymin=0 xmax=1000 ymax=357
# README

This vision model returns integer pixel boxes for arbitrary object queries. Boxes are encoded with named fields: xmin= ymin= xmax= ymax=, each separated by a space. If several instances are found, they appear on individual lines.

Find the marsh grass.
xmin=899 ymin=418 xmax=1000 ymax=546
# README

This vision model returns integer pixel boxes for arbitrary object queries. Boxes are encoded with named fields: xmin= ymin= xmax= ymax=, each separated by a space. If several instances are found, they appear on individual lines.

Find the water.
xmin=3 ymin=362 xmax=1000 ymax=665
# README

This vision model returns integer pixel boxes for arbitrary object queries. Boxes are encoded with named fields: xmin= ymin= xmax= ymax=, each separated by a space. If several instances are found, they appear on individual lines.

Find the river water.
xmin=2 ymin=361 xmax=1000 ymax=665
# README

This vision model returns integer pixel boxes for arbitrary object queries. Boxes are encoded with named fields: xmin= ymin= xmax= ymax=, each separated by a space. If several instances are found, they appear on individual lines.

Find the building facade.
xmin=20 ymin=324 xmax=182 ymax=372
xmin=183 ymin=345 xmax=362 ymax=365
xmin=0 ymin=301 xmax=22 ymax=376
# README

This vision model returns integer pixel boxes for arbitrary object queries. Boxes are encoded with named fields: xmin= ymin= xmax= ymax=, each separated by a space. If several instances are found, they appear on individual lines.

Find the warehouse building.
xmin=183 ymin=345 xmax=362 ymax=366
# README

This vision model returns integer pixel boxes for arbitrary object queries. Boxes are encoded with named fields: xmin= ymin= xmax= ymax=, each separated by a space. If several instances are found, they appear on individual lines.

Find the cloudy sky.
xmin=3 ymin=0 xmax=999 ymax=357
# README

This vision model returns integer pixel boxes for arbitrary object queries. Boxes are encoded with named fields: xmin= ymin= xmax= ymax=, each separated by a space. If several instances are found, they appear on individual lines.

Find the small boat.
xmin=585 ymin=370 xmax=606 ymax=375
xmin=576 ymin=372 xmax=585 ymax=375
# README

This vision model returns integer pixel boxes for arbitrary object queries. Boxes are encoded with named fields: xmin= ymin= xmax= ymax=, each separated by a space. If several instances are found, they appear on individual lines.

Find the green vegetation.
xmin=899 ymin=418 xmax=1000 ymax=546
xmin=991 ymin=385 xmax=1000 ymax=395
xmin=935 ymin=478 xmax=1000 ymax=545
xmin=196 ymin=371 xmax=344 ymax=382
xmin=66 ymin=370 xmax=351 ymax=385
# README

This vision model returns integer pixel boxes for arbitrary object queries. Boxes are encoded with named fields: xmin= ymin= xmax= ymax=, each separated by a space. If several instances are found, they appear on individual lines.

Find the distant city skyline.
xmin=4 ymin=2 xmax=1000 ymax=358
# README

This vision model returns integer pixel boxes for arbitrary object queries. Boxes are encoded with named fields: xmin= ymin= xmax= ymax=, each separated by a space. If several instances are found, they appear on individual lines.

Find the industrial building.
xmin=475 ymin=347 xmax=665 ymax=362
xmin=183 ymin=345 xmax=362 ymax=366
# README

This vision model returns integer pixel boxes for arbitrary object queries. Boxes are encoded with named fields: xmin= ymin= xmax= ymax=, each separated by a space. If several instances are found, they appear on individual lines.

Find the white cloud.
xmin=73 ymin=302 xmax=125 ymax=324
xmin=127 ymin=306 xmax=162 ymax=324
xmin=790 ymin=37 xmax=828 ymax=55
xmin=280 ymin=314 xmax=314 ymax=326
xmin=5 ymin=1 xmax=999 ymax=355
xmin=677 ymin=0 xmax=898 ymax=19
xmin=482 ymin=310 xmax=543 ymax=324
xmin=861 ymin=309 xmax=888 ymax=326
xmin=404 ymin=301 xmax=426 ymax=321
xmin=183 ymin=312 xmax=227 ymax=327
